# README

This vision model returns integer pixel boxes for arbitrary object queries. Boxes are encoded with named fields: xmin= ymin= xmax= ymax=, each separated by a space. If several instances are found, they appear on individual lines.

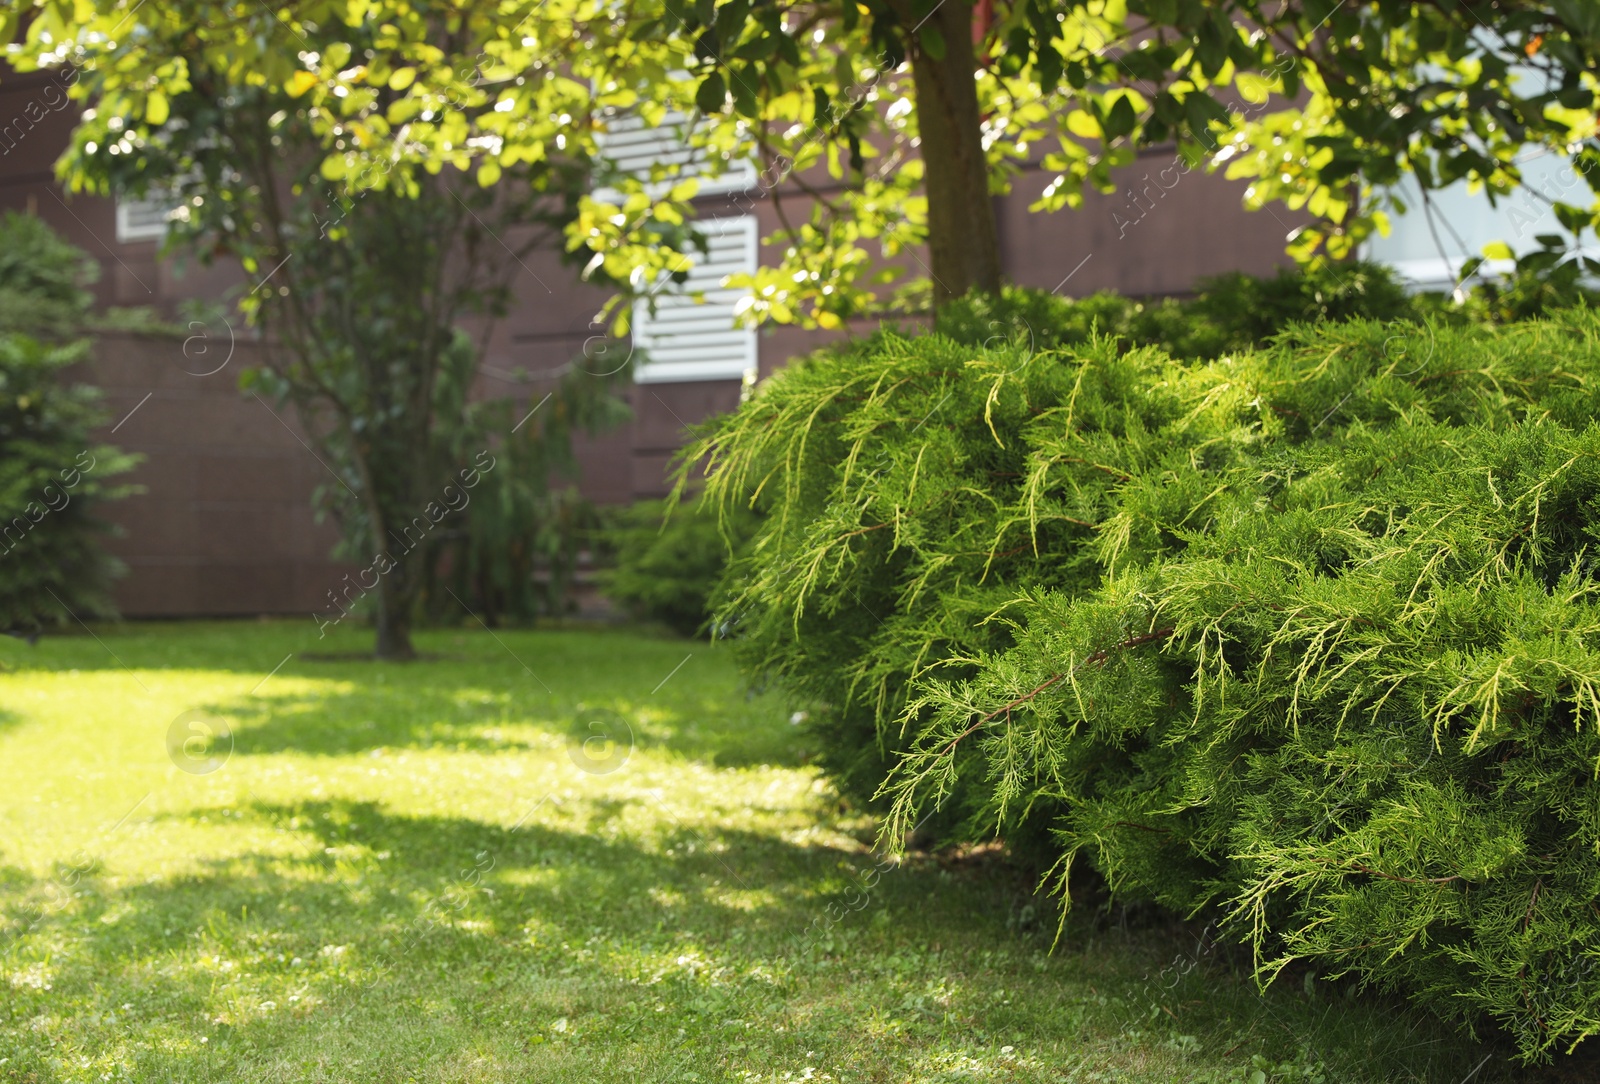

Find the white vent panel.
xmin=595 ymin=111 xmax=756 ymax=200
xmin=115 ymin=197 xmax=177 ymax=243
xmin=633 ymin=215 xmax=758 ymax=384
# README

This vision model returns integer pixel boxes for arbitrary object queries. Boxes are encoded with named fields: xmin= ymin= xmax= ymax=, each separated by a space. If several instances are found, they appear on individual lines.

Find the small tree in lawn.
xmin=51 ymin=20 xmax=605 ymax=660
xmin=240 ymin=182 xmax=556 ymax=660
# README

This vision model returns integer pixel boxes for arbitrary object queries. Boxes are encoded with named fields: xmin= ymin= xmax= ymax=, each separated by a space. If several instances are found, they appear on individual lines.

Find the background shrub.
xmin=0 ymin=216 xmax=137 ymax=633
xmin=415 ymin=333 xmax=631 ymax=626
xmin=929 ymin=260 xmax=1421 ymax=360
xmin=0 ymin=211 xmax=99 ymax=341
xmin=601 ymin=497 xmax=758 ymax=637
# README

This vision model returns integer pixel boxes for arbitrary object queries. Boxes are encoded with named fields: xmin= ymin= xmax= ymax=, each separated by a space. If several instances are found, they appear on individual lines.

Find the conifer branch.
xmin=939 ymin=625 xmax=1176 ymax=756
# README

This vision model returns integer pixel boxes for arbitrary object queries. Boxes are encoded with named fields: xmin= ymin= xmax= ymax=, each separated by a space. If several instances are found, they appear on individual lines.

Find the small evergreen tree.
xmin=0 ymin=213 xmax=137 ymax=633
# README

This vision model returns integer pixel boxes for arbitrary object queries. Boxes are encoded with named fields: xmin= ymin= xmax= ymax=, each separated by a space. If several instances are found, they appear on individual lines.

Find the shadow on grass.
xmin=204 ymin=671 xmax=802 ymax=768
xmin=9 ymin=621 xmax=802 ymax=768
xmin=10 ymin=620 xmax=690 ymax=679
xmin=0 ymin=623 xmax=1578 ymax=1081
xmin=0 ymin=794 xmax=1541 ymax=1084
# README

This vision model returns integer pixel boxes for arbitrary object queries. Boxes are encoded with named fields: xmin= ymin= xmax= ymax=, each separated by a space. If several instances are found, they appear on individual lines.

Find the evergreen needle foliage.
xmin=687 ymin=290 xmax=1600 ymax=1060
xmin=0 ymin=336 xmax=136 ymax=632
xmin=0 ymin=214 xmax=137 ymax=632
xmin=893 ymin=421 xmax=1600 ymax=1060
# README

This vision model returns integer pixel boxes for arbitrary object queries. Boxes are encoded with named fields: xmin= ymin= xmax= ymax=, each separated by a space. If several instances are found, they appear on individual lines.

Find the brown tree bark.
xmin=372 ymin=556 xmax=417 ymax=660
xmin=907 ymin=0 xmax=1003 ymax=305
xmin=358 ymin=468 xmax=419 ymax=662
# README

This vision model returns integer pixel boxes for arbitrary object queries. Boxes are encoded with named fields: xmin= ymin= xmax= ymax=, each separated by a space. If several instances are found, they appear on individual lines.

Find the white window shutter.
xmin=115 ymin=196 xmax=177 ymax=242
xmin=594 ymin=110 xmax=756 ymax=201
xmin=632 ymin=215 xmax=759 ymax=384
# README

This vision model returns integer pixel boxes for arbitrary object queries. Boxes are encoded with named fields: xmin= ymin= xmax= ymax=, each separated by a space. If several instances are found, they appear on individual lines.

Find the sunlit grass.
xmin=0 ymin=620 xmax=1529 ymax=1082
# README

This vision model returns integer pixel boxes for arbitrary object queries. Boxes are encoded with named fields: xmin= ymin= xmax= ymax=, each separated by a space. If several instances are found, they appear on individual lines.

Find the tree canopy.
xmin=11 ymin=2 xmax=623 ymax=658
xmin=7 ymin=0 xmax=1600 ymax=323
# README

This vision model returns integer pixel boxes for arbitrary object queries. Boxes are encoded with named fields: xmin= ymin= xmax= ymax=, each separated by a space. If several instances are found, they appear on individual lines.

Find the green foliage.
xmin=0 ymin=211 xmax=99 ymax=342
xmin=22 ymin=0 xmax=1600 ymax=325
xmin=693 ymin=326 xmax=1186 ymax=835
xmin=72 ymin=23 xmax=602 ymax=657
xmin=893 ymin=421 xmax=1600 ymax=1061
xmin=693 ymin=274 xmax=1556 ymax=829
xmin=0 ymin=336 xmax=136 ymax=632
xmin=689 ymin=291 xmax=1600 ymax=1058
xmin=600 ymin=498 xmax=758 ymax=637
xmin=1459 ymin=237 xmax=1600 ymax=325
xmin=1157 ymin=261 xmax=1419 ymax=356
xmin=930 ymin=261 xmax=1420 ymax=360
xmin=419 ymin=345 xmax=633 ymax=627
xmin=0 ymin=215 xmax=137 ymax=633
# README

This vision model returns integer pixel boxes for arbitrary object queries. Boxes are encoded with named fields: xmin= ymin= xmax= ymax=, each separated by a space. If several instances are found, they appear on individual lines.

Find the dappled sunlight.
xmin=0 ymin=622 xmax=1524 ymax=1082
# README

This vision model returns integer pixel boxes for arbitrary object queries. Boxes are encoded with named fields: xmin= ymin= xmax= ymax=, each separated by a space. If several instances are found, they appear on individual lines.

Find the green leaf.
xmin=1553 ymin=0 xmax=1600 ymax=40
xmin=1104 ymin=95 xmax=1137 ymax=140
xmin=1066 ymin=110 xmax=1101 ymax=140
xmin=1194 ymin=19 xmax=1226 ymax=77
xmin=694 ymin=28 xmax=720 ymax=62
xmin=1481 ymin=241 xmax=1514 ymax=261
xmin=729 ymin=65 xmax=760 ymax=118
xmin=813 ymin=87 xmax=831 ymax=127
xmin=1151 ymin=91 xmax=1183 ymax=125
xmin=775 ymin=32 xmax=801 ymax=67
xmin=713 ymin=0 xmax=751 ymax=44
xmin=919 ymin=24 xmax=946 ymax=62
xmin=1184 ymin=93 xmax=1223 ymax=150
xmin=1553 ymin=202 xmax=1591 ymax=234
xmin=695 ymin=70 xmax=727 ymax=114
xmin=1036 ymin=45 xmax=1062 ymax=94
xmin=732 ymin=30 xmax=778 ymax=59
xmin=1279 ymin=62 xmax=1300 ymax=100
xmin=663 ymin=0 xmax=692 ymax=27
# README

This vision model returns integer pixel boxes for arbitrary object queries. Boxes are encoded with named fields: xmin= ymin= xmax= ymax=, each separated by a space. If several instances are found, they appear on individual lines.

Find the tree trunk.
xmin=908 ymin=0 xmax=1004 ymax=305
xmin=363 ymin=491 xmax=418 ymax=662
xmin=373 ymin=551 xmax=417 ymax=661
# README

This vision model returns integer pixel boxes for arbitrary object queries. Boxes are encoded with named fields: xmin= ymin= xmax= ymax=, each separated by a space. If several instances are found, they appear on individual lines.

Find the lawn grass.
xmin=0 ymin=619 xmax=1543 ymax=1082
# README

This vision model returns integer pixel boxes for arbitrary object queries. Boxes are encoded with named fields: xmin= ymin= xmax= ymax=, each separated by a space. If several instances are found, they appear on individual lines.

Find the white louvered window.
xmin=115 ymin=196 xmax=178 ymax=243
xmin=594 ymin=110 xmax=756 ymax=201
xmin=632 ymin=214 xmax=758 ymax=384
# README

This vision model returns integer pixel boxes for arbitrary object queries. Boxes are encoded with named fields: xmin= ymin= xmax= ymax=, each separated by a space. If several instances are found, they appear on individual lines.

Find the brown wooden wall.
xmin=78 ymin=332 xmax=355 ymax=617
